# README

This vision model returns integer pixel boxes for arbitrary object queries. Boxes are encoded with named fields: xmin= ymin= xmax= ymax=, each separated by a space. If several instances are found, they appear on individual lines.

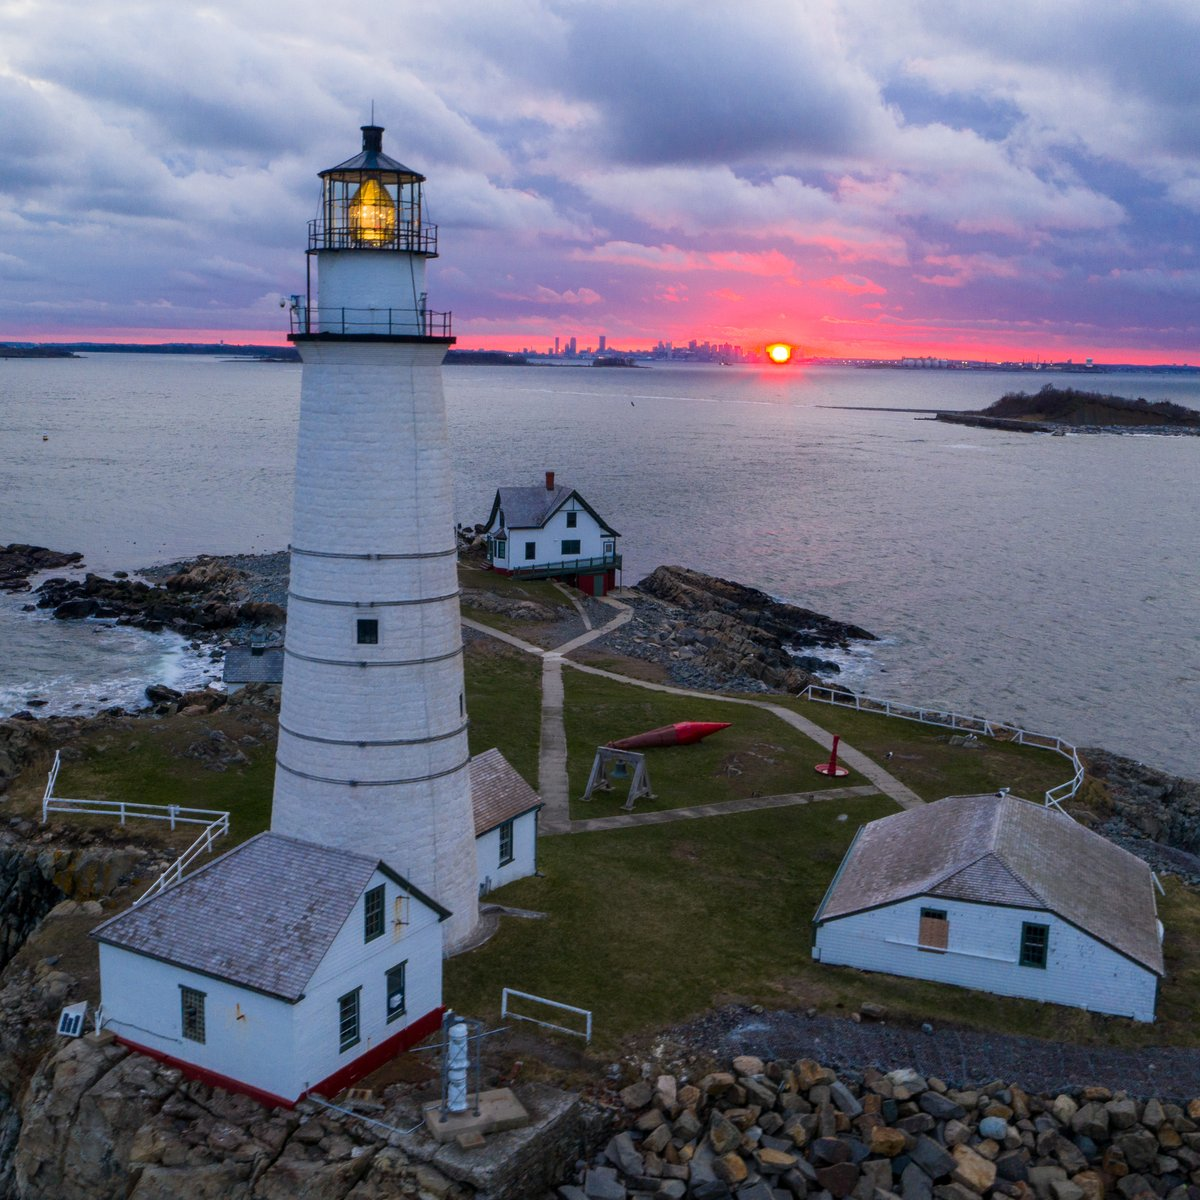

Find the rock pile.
xmin=593 ymin=566 xmax=875 ymax=694
xmin=1083 ymin=750 xmax=1200 ymax=859
xmin=0 ymin=545 xmax=84 ymax=593
xmin=565 ymin=1056 xmax=1200 ymax=1200
xmin=35 ymin=562 xmax=284 ymax=636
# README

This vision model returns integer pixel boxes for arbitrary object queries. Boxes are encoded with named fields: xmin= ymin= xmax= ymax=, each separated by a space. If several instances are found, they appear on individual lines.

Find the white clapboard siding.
xmin=477 ymin=809 xmax=539 ymax=893
xmin=815 ymin=895 xmax=1158 ymax=1022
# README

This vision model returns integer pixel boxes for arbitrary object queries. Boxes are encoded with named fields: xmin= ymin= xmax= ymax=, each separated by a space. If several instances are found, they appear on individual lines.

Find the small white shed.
xmin=482 ymin=471 xmax=620 ymax=596
xmin=91 ymin=831 xmax=449 ymax=1107
xmin=470 ymin=748 xmax=542 ymax=895
xmin=813 ymin=793 xmax=1164 ymax=1021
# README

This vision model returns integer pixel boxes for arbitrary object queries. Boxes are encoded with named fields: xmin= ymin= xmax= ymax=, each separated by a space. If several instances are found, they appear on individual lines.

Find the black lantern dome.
xmin=310 ymin=126 xmax=437 ymax=255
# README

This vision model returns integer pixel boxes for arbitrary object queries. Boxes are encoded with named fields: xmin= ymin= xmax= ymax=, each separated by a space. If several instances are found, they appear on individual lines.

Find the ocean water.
xmin=3 ymin=353 xmax=1199 ymax=779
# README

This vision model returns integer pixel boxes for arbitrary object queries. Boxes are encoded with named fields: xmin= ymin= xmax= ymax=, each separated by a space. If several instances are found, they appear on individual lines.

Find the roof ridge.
xmin=994 ymin=798 xmax=1050 ymax=906
xmin=928 ymin=847 xmax=991 ymax=890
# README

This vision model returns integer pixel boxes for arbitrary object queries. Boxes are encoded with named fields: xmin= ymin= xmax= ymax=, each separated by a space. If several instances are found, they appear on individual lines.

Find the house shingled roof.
xmin=470 ymin=748 xmax=542 ymax=836
xmin=90 ymin=832 xmax=448 ymax=1001
xmin=222 ymin=646 xmax=284 ymax=685
xmin=816 ymin=793 xmax=1164 ymax=975
xmin=483 ymin=484 xmax=618 ymax=537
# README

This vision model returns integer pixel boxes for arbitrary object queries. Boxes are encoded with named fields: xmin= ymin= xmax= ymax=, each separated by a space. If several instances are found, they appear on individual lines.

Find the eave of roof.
xmin=814 ymin=794 xmax=1163 ymax=975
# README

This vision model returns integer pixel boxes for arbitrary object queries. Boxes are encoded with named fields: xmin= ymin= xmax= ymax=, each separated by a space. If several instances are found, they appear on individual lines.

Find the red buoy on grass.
xmin=815 ymin=735 xmax=850 ymax=777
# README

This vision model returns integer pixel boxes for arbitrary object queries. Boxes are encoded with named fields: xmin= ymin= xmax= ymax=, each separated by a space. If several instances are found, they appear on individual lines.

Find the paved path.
xmin=462 ymin=602 xmax=923 ymax=835
xmin=563 ymin=660 xmax=924 ymax=811
xmin=571 ymin=783 xmax=881 ymax=833
xmin=551 ymin=580 xmax=593 ymax=631
xmin=538 ymin=654 xmax=571 ymax=834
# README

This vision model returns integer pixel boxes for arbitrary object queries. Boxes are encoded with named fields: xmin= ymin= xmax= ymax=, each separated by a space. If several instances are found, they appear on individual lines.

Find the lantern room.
xmin=294 ymin=124 xmax=451 ymax=339
xmin=311 ymin=125 xmax=437 ymax=256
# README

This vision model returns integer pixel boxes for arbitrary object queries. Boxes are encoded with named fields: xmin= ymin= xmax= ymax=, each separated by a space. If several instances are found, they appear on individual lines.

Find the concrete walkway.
xmin=563 ymin=660 xmax=924 ymax=811
xmin=538 ymin=654 xmax=571 ymax=834
xmin=461 ymin=599 xmax=923 ymax=837
xmin=571 ymin=783 xmax=881 ymax=833
xmin=550 ymin=580 xmax=593 ymax=631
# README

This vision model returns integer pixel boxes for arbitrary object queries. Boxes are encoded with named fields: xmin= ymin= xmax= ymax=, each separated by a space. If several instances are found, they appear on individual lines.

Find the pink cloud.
xmin=813 ymin=273 xmax=887 ymax=296
xmin=916 ymin=253 xmax=1023 ymax=288
xmin=577 ymin=241 xmax=798 ymax=280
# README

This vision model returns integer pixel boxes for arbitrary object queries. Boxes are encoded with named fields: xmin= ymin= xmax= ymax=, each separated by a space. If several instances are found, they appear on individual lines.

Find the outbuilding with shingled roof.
xmin=813 ymin=793 xmax=1164 ymax=1021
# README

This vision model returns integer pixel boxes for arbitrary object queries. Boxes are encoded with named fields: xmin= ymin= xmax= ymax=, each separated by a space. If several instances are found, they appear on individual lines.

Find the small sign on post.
xmin=57 ymin=1001 xmax=88 ymax=1038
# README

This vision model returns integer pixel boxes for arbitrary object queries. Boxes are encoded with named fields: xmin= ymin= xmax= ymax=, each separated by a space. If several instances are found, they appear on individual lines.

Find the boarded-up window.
xmin=918 ymin=907 xmax=949 ymax=952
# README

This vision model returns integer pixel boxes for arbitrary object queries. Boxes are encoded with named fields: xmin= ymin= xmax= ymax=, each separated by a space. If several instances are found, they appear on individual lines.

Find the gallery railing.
xmin=290 ymin=307 xmax=453 ymax=337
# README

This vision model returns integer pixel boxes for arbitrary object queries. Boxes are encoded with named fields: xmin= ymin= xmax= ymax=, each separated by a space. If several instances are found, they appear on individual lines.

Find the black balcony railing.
xmin=506 ymin=553 xmax=622 ymax=580
xmin=308 ymin=219 xmax=439 ymax=255
xmin=290 ymin=307 xmax=453 ymax=338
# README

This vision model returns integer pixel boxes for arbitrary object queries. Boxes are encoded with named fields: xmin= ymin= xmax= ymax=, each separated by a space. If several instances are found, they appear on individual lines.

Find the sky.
xmin=1 ymin=0 xmax=1198 ymax=363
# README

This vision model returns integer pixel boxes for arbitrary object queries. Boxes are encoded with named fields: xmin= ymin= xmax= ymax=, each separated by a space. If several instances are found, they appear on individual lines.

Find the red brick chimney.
xmin=545 ymin=470 xmax=555 ymax=491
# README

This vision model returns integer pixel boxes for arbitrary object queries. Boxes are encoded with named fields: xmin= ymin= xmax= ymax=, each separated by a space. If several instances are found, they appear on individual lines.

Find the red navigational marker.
xmin=815 ymin=734 xmax=850 ymax=777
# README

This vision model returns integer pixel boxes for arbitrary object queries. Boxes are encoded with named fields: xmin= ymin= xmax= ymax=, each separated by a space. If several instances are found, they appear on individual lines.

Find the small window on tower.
xmin=357 ymin=618 xmax=379 ymax=645
xmin=566 ymin=511 xmax=577 ymax=528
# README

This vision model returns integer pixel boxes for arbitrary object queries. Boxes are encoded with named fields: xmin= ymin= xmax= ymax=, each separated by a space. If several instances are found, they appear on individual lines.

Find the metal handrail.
xmin=501 ymin=987 xmax=592 ymax=1042
xmin=506 ymin=553 xmax=622 ymax=577
xmin=136 ymin=815 xmax=231 ymax=904
xmin=41 ymin=750 xmax=231 ymax=901
xmin=800 ymin=685 xmax=1085 ymax=812
xmin=290 ymin=307 xmax=452 ymax=337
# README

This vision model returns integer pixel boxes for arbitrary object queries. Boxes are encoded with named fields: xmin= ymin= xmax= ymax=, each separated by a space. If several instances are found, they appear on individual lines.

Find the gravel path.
xmin=675 ymin=1006 xmax=1200 ymax=1100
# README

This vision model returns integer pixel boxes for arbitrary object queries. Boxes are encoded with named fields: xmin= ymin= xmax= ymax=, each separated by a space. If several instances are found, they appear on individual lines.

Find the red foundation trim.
xmin=307 ymin=1005 xmax=444 ymax=1100
xmin=114 ymin=1005 xmax=445 ymax=1111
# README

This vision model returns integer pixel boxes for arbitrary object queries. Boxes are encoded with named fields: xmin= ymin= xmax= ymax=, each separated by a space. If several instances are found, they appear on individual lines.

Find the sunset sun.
xmin=766 ymin=342 xmax=793 ymax=364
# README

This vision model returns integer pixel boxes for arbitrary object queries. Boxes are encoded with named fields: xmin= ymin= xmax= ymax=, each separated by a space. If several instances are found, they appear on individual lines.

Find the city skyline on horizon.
xmin=1 ymin=1 xmax=1198 ymax=366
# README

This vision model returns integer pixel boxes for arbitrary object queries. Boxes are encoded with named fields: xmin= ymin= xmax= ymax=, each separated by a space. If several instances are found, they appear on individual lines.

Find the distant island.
xmin=936 ymin=384 xmax=1200 ymax=434
xmin=443 ymin=350 xmax=529 ymax=365
xmin=0 ymin=346 xmax=79 ymax=359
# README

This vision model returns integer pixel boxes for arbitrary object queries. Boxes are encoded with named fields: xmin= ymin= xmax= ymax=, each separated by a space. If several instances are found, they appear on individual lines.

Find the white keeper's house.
xmin=813 ymin=793 xmax=1164 ymax=1022
xmin=482 ymin=472 xmax=620 ymax=596
xmin=91 ymin=833 xmax=448 ymax=1108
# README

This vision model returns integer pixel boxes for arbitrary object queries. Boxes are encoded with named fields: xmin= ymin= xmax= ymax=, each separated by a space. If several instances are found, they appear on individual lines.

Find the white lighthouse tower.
xmin=272 ymin=125 xmax=478 ymax=952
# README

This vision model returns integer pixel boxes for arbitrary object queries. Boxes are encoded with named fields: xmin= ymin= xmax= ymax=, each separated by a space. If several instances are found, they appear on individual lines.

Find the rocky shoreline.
xmin=573 ymin=1052 xmax=1200 ymax=1200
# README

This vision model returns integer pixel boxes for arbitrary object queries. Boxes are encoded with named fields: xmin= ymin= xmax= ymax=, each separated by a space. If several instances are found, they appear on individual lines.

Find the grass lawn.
xmin=771 ymin=695 xmax=1073 ymax=803
xmin=18 ymin=706 xmax=278 ymax=850
xmin=465 ymin=639 xmax=542 ymax=787
xmin=562 ymin=669 xmax=857 ymax=820
xmin=448 ymin=796 xmax=895 ymax=1047
xmin=449 ymin=801 xmax=1200 ymax=1052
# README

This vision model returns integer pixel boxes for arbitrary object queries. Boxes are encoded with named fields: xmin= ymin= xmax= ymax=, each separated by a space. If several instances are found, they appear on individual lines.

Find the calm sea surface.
xmin=3 ymin=353 xmax=1199 ymax=779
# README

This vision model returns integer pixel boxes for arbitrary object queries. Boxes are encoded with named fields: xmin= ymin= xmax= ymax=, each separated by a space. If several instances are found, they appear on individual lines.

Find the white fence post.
xmin=802 ymin=685 xmax=1083 ymax=811
xmin=501 ymin=988 xmax=593 ymax=1042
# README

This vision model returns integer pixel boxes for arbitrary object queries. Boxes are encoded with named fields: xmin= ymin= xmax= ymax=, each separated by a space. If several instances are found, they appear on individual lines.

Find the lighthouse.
xmin=272 ymin=125 xmax=478 ymax=952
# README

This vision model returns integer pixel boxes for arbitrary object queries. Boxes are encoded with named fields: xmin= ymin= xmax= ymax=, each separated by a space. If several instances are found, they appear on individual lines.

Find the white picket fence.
xmin=800 ymin=685 xmax=1085 ymax=811
xmin=42 ymin=750 xmax=231 ymax=903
